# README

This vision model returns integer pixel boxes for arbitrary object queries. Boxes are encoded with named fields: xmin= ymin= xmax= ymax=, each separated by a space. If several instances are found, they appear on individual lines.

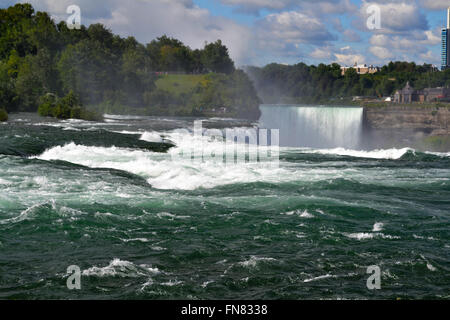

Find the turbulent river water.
xmin=0 ymin=106 xmax=449 ymax=299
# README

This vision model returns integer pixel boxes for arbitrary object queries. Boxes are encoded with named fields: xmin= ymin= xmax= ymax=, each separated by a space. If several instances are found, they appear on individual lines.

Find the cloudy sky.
xmin=3 ymin=0 xmax=450 ymax=67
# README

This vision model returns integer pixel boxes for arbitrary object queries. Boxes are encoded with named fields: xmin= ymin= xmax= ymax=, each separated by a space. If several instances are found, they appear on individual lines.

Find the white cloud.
xmin=256 ymin=11 xmax=336 ymax=44
xmin=419 ymin=50 xmax=435 ymax=61
xmin=299 ymin=0 xmax=356 ymax=15
xmin=369 ymin=46 xmax=394 ymax=59
xmin=359 ymin=1 xmax=428 ymax=33
xmin=333 ymin=46 xmax=366 ymax=66
xmin=310 ymin=47 xmax=333 ymax=60
xmin=367 ymin=26 xmax=442 ymax=65
xmin=220 ymin=0 xmax=356 ymax=15
xmin=342 ymin=30 xmax=362 ymax=42
xmin=369 ymin=29 xmax=440 ymax=51
xmin=251 ymin=10 xmax=337 ymax=63
xmin=334 ymin=53 xmax=366 ymax=66
xmin=220 ymin=0 xmax=295 ymax=13
xmin=420 ymin=0 xmax=450 ymax=10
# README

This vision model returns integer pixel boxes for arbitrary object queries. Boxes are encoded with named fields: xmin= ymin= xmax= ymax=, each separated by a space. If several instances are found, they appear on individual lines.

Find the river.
xmin=0 ymin=106 xmax=449 ymax=299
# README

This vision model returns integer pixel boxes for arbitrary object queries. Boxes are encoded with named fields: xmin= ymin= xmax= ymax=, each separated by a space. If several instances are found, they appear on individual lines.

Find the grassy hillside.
xmin=155 ymin=74 xmax=206 ymax=95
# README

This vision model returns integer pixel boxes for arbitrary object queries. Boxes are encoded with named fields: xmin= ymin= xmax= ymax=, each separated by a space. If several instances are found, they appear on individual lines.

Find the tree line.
xmin=0 ymin=3 xmax=260 ymax=120
xmin=245 ymin=62 xmax=450 ymax=104
xmin=3 ymin=3 xmax=449 ymax=122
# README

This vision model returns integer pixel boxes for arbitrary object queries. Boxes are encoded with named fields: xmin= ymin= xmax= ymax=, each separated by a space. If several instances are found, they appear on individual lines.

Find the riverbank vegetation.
xmin=37 ymin=91 xmax=101 ymax=121
xmin=246 ymin=62 xmax=450 ymax=104
xmin=0 ymin=4 xmax=261 ymax=120
xmin=0 ymin=108 xmax=7 ymax=122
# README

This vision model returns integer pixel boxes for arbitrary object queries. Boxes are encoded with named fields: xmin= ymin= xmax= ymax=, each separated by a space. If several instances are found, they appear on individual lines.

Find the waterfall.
xmin=259 ymin=105 xmax=364 ymax=149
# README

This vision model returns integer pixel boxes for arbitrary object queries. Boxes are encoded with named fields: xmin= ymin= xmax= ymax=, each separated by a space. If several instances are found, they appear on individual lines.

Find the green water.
xmin=0 ymin=111 xmax=449 ymax=299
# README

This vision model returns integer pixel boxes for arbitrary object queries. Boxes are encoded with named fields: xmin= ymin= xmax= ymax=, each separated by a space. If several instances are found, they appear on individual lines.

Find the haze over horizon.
xmin=2 ymin=0 xmax=449 ymax=67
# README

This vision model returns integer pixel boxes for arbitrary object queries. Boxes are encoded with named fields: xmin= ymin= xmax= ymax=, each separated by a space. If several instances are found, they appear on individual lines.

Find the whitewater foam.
xmin=140 ymin=132 xmax=164 ymax=143
xmin=120 ymin=238 xmax=151 ymax=243
xmin=427 ymin=263 xmax=437 ymax=271
xmin=201 ymin=280 xmax=214 ymax=288
xmin=373 ymin=222 xmax=384 ymax=232
xmin=346 ymin=232 xmax=375 ymax=240
xmin=345 ymin=232 xmax=399 ymax=240
xmin=161 ymin=280 xmax=183 ymax=287
xmin=113 ymin=130 xmax=143 ymax=135
xmin=281 ymin=209 xmax=314 ymax=218
xmin=34 ymin=141 xmax=288 ymax=190
xmin=82 ymin=259 xmax=160 ymax=278
xmin=0 ymin=202 xmax=44 ymax=225
xmin=238 ymin=256 xmax=276 ymax=268
xmin=104 ymin=114 xmax=145 ymax=120
xmin=303 ymin=147 xmax=412 ymax=160
xmin=156 ymin=212 xmax=190 ymax=220
xmin=33 ymin=125 xmax=443 ymax=191
xmin=304 ymin=274 xmax=335 ymax=283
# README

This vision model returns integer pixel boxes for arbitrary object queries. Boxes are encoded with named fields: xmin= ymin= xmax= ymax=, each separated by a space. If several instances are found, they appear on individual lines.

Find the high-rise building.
xmin=442 ymin=8 xmax=450 ymax=70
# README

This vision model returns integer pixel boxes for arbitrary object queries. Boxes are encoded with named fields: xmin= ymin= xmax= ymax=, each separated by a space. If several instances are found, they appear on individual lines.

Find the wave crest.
xmin=82 ymin=259 xmax=160 ymax=278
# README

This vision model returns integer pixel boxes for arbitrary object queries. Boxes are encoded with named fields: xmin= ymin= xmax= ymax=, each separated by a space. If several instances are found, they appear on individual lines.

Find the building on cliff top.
xmin=394 ymin=82 xmax=450 ymax=103
xmin=341 ymin=63 xmax=380 ymax=76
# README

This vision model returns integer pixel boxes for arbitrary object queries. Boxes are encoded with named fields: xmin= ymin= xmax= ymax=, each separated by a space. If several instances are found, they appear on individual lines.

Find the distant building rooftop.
xmin=341 ymin=62 xmax=380 ymax=75
xmin=394 ymin=82 xmax=450 ymax=103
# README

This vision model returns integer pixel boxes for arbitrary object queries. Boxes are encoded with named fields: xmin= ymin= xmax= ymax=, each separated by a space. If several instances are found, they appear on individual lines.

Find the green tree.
xmin=15 ymin=49 xmax=59 ymax=111
xmin=0 ymin=108 xmax=8 ymax=122
xmin=57 ymin=39 xmax=117 ymax=104
xmin=0 ymin=61 xmax=17 ymax=111
xmin=202 ymin=40 xmax=235 ymax=74
xmin=0 ymin=3 xmax=36 ymax=59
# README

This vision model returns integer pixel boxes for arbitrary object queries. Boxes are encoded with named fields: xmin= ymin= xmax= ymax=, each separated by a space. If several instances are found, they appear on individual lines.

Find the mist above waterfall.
xmin=259 ymin=105 xmax=364 ymax=149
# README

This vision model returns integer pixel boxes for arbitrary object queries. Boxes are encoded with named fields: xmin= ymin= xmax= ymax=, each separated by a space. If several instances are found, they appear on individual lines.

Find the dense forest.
xmin=0 ymin=3 xmax=261 ymax=120
xmin=2 ymin=4 xmax=450 ymax=123
xmin=245 ymin=62 xmax=450 ymax=104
